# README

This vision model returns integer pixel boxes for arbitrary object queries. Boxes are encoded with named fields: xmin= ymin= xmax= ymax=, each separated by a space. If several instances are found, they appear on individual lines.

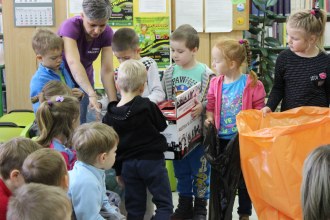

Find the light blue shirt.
xmin=219 ymin=74 xmax=247 ymax=139
xmin=68 ymin=161 xmax=118 ymax=220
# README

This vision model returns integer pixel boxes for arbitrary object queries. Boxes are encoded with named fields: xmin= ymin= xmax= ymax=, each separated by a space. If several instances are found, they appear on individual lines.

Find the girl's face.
xmin=82 ymin=13 xmax=108 ymax=39
xmin=170 ymin=40 xmax=197 ymax=69
xmin=211 ymin=47 xmax=230 ymax=75
xmin=287 ymin=25 xmax=314 ymax=55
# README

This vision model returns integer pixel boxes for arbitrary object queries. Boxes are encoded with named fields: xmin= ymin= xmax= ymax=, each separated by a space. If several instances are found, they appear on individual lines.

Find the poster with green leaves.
xmin=134 ymin=17 xmax=170 ymax=69
xmin=109 ymin=0 xmax=133 ymax=26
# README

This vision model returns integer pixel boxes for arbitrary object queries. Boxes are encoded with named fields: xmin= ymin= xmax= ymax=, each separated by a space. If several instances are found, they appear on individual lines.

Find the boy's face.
xmin=103 ymin=145 xmax=117 ymax=170
xmin=170 ymin=40 xmax=197 ymax=69
xmin=113 ymin=49 xmax=140 ymax=63
xmin=37 ymin=49 xmax=62 ymax=71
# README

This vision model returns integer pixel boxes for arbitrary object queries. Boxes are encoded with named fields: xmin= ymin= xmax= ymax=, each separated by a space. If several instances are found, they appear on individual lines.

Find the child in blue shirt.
xmin=69 ymin=122 xmax=125 ymax=220
xmin=30 ymin=28 xmax=82 ymax=113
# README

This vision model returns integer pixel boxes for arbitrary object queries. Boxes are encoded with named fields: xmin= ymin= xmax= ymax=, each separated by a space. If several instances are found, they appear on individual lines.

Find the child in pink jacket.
xmin=205 ymin=39 xmax=266 ymax=220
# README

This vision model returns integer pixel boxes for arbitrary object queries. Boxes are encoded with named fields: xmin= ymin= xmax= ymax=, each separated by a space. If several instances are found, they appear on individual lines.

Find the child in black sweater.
xmin=103 ymin=59 xmax=173 ymax=220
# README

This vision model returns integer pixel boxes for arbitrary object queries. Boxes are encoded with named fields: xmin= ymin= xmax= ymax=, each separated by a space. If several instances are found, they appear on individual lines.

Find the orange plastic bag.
xmin=236 ymin=107 xmax=330 ymax=220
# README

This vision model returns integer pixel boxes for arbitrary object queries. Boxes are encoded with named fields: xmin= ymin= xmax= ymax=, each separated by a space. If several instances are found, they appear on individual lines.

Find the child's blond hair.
xmin=7 ymin=183 xmax=71 ymax=220
xmin=22 ymin=148 xmax=68 ymax=187
xmin=170 ymin=24 xmax=199 ymax=50
xmin=117 ymin=59 xmax=147 ymax=93
xmin=213 ymin=38 xmax=258 ymax=87
xmin=72 ymin=122 xmax=118 ymax=165
xmin=287 ymin=8 xmax=327 ymax=50
xmin=36 ymin=95 xmax=80 ymax=147
xmin=112 ymin=28 xmax=139 ymax=52
xmin=32 ymin=28 xmax=63 ymax=56
xmin=0 ymin=138 xmax=41 ymax=180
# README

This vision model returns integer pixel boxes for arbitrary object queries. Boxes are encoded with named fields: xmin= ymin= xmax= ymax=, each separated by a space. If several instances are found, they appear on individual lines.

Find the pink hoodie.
xmin=206 ymin=74 xmax=266 ymax=130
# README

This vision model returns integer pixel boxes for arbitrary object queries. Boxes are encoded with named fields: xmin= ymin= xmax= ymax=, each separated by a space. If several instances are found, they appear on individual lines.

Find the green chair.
xmin=0 ymin=110 xmax=35 ymax=142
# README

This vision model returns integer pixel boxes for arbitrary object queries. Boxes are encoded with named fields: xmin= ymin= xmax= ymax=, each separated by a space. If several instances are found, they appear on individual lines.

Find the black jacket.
xmin=102 ymin=96 xmax=168 ymax=175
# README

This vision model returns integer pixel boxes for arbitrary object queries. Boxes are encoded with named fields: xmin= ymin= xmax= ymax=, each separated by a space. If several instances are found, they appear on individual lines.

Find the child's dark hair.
xmin=170 ymin=24 xmax=199 ymax=50
xmin=214 ymin=38 xmax=258 ymax=86
xmin=112 ymin=28 xmax=139 ymax=52
xmin=36 ymin=95 xmax=80 ymax=147
xmin=32 ymin=28 xmax=63 ymax=56
xmin=287 ymin=8 xmax=327 ymax=50
xmin=22 ymin=148 xmax=67 ymax=187
xmin=31 ymin=80 xmax=73 ymax=104
xmin=72 ymin=122 xmax=118 ymax=165
xmin=0 ymin=138 xmax=41 ymax=180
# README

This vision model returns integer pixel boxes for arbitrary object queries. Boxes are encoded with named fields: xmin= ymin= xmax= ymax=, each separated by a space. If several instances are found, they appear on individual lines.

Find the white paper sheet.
xmin=205 ymin=0 xmax=232 ymax=32
xmin=69 ymin=0 xmax=83 ymax=15
xmin=175 ymin=0 xmax=203 ymax=32
xmin=139 ymin=0 xmax=166 ymax=13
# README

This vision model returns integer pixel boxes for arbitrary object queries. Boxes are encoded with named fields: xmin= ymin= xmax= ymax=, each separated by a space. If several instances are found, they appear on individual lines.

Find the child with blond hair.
xmin=7 ymin=183 xmax=72 ymax=220
xmin=69 ymin=122 xmax=125 ymax=220
xmin=262 ymin=8 xmax=330 ymax=115
xmin=36 ymin=95 xmax=80 ymax=170
xmin=103 ymin=60 xmax=173 ymax=220
xmin=0 ymin=138 xmax=41 ymax=220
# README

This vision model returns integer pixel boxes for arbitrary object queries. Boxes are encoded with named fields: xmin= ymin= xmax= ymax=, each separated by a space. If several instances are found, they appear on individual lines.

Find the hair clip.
xmin=48 ymin=100 xmax=53 ymax=107
xmin=311 ymin=8 xmax=320 ymax=19
xmin=55 ymin=96 xmax=64 ymax=102
xmin=239 ymin=39 xmax=245 ymax=45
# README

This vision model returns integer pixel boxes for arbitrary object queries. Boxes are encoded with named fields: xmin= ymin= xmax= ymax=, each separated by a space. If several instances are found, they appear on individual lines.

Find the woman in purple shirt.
xmin=58 ymin=0 xmax=117 ymax=123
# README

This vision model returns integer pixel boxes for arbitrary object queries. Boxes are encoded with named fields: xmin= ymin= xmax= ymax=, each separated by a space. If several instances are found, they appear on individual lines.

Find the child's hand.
xmin=72 ymin=88 xmax=84 ymax=101
xmin=261 ymin=106 xmax=272 ymax=117
xmin=116 ymin=176 xmax=125 ymax=189
xmin=191 ymin=99 xmax=202 ymax=118
xmin=204 ymin=118 xmax=214 ymax=127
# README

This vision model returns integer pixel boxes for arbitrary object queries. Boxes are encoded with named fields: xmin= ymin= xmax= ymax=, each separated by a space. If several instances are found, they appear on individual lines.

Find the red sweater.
xmin=0 ymin=179 xmax=11 ymax=220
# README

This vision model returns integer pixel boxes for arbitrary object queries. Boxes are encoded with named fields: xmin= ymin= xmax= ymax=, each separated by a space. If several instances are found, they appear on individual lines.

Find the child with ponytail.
xmin=36 ymin=95 xmax=80 ymax=170
xmin=205 ymin=38 xmax=266 ymax=219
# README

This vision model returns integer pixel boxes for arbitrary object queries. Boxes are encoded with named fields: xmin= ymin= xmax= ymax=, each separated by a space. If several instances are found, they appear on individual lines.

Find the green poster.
xmin=109 ymin=0 xmax=133 ymax=26
xmin=134 ymin=17 xmax=170 ymax=69
xmin=232 ymin=0 xmax=246 ymax=4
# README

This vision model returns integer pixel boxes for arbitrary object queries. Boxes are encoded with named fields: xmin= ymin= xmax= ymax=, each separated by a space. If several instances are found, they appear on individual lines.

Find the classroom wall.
xmin=3 ymin=1 xmax=243 ymax=111
xmin=3 ymin=1 xmax=67 ymax=111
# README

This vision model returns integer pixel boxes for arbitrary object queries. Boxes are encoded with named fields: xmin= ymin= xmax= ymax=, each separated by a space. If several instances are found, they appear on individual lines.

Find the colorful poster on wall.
xmin=109 ymin=0 xmax=133 ymax=26
xmin=134 ymin=17 xmax=170 ymax=69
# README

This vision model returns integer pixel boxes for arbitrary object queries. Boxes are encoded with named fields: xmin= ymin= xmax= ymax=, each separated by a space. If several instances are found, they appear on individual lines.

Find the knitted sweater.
xmin=267 ymin=49 xmax=330 ymax=111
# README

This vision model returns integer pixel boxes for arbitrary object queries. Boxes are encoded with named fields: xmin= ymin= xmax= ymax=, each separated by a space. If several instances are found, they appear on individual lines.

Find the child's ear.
xmin=191 ymin=47 xmax=198 ymax=54
xmin=136 ymin=47 xmax=142 ymax=54
xmin=10 ymin=169 xmax=25 ymax=187
xmin=36 ymin=54 xmax=42 ymax=62
xmin=61 ymin=174 xmax=69 ymax=191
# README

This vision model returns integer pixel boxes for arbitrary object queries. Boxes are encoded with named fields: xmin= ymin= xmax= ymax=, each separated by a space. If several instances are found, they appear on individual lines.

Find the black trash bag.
xmin=203 ymin=123 xmax=242 ymax=220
